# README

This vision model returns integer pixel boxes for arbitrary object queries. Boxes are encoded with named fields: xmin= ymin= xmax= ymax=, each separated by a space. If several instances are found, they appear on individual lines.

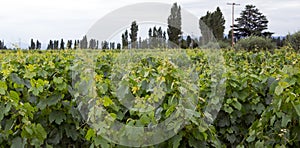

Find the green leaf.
xmin=270 ymin=115 xmax=276 ymax=126
xmin=35 ymin=123 xmax=47 ymax=141
xmin=278 ymin=81 xmax=289 ymax=89
xmin=232 ymin=100 xmax=242 ymax=111
xmin=49 ymin=111 xmax=66 ymax=125
xmin=255 ymin=140 xmax=265 ymax=147
xmin=11 ymin=137 xmax=25 ymax=148
xmin=11 ymin=73 xmax=24 ymax=84
xmin=65 ymin=125 xmax=78 ymax=141
xmin=281 ymin=114 xmax=291 ymax=127
xmin=0 ymin=81 xmax=7 ymax=95
xmin=171 ymin=133 xmax=182 ymax=148
xmin=9 ymin=91 xmax=20 ymax=102
xmin=224 ymin=106 xmax=233 ymax=114
xmin=140 ymin=114 xmax=150 ymax=125
xmin=246 ymin=130 xmax=256 ymax=142
xmin=94 ymin=136 xmax=109 ymax=148
xmin=53 ymin=77 xmax=63 ymax=84
xmin=85 ymin=129 xmax=95 ymax=141
xmin=292 ymin=102 xmax=300 ymax=117
xmin=24 ymin=71 xmax=36 ymax=79
xmin=275 ymin=86 xmax=283 ymax=96
xmin=103 ymin=96 xmax=113 ymax=107
xmin=25 ymin=126 xmax=33 ymax=135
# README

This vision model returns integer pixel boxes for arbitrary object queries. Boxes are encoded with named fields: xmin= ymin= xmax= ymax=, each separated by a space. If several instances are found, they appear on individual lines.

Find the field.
xmin=0 ymin=48 xmax=300 ymax=147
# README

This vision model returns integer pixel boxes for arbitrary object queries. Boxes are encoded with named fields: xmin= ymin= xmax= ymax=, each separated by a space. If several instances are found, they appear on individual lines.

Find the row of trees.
xmin=119 ymin=3 xmax=280 ymax=49
xmin=0 ymin=40 xmax=7 ymax=49
xmin=0 ymin=3 xmax=295 ymax=50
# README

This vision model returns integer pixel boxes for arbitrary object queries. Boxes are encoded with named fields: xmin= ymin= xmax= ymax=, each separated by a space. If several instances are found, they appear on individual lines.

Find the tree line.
xmin=0 ymin=3 xmax=295 ymax=50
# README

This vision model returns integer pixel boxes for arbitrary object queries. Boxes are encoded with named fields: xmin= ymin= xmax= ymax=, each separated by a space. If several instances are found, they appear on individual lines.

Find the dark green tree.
xmin=121 ymin=30 xmax=129 ymax=49
xmin=67 ymin=40 xmax=72 ymax=49
xmin=101 ymin=41 xmax=109 ymax=49
xmin=80 ymin=36 xmax=88 ymax=49
xmin=199 ymin=7 xmax=225 ymax=44
xmin=89 ymin=39 xmax=97 ymax=49
xmin=286 ymin=31 xmax=300 ymax=51
xmin=0 ymin=40 xmax=7 ymax=49
xmin=129 ymin=21 xmax=139 ymax=48
xmin=60 ymin=39 xmax=65 ymax=50
xmin=117 ymin=43 xmax=121 ymax=49
xmin=186 ymin=35 xmax=192 ymax=48
xmin=29 ymin=39 xmax=36 ymax=50
xmin=54 ymin=40 xmax=59 ymax=49
xmin=74 ymin=40 xmax=78 ymax=49
xmin=234 ymin=5 xmax=273 ymax=39
xmin=110 ymin=42 xmax=115 ymax=49
xmin=167 ymin=2 xmax=182 ymax=48
xmin=148 ymin=28 xmax=153 ymax=48
xmin=212 ymin=7 xmax=225 ymax=40
xmin=36 ymin=40 xmax=41 ymax=49
xmin=47 ymin=40 xmax=54 ymax=50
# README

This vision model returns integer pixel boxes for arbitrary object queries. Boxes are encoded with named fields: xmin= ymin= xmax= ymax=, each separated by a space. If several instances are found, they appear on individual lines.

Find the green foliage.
xmin=167 ymin=2 xmax=182 ymax=47
xmin=199 ymin=7 xmax=226 ymax=43
xmin=129 ymin=21 xmax=139 ymax=48
xmin=234 ymin=5 xmax=273 ymax=39
xmin=286 ymin=31 xmax=300 ymax=51
xmin=121 ymin=30 xmax=129 ymax=49
xmin=236 ymin=36 xmax=275 ymax=51
xmin=0 ymin=49 xmax=299 ymax=147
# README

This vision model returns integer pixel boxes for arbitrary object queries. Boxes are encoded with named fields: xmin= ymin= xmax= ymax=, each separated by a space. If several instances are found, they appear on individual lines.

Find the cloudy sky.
xmin=0 ymin=0 xmax=299 ymax=48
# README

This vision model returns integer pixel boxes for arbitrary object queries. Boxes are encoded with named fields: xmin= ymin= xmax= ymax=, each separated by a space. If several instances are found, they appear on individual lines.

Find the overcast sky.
xmin=1 ymin=0 xmax=299 ymax=48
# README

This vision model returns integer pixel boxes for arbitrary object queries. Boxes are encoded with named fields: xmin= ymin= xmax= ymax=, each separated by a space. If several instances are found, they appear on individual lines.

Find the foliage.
xmin=0 ymin=49 xmax=299 ymax=147
xmin=167 ymin=2 xmax=182 ymax=48
xmin=235 ymin=36 xmax=275 ymax=51
xmin=234 ymin=5 xmax=273 ymax=39
xmin=286 ymin=31 xmax=300 ymax=51
xmin=199 ymin=7 xmax=225 ymax=42
xmin=121 ymin=30 xmax=129 ymax=49
xmin=129 ymin=21 xmax=139 ymax=48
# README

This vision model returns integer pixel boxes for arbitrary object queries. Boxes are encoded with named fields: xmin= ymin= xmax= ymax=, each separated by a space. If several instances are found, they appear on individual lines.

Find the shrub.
xmin=200 ymin=41 xmax=231 ymax=49
xmin=235 ymin=36 xmax=275 ymax=51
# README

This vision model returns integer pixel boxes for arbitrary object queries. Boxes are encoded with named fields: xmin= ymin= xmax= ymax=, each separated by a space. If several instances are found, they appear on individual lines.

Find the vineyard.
xmin=0 ymin=48 xmax=300 ymax=147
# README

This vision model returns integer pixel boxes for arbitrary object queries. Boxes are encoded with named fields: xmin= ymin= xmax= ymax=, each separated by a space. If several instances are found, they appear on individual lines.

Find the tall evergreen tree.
xmin=167 ymin=2 xmax=182 ymax=48
xmin=129 ymin=21 xmax=139 ymax=48
xmin=186 ymin=35 xmax=192 ymax=48
xmin=121 ymin=30 xmax=129 ymax=49
xmin=148 ymin=28 xmax=153 ymax=48
xmin=234 ymin=5 xmax=273 ymax=39
xmin=110 ymin=42 xmax=115 ymax=49
xmin=54 ymin=40 xmax=59 ymax=49
xmin=36 ymin=40 xmax=41 ymax=49
xmin=199 ymin=7 xmax=225 ymax=44
xmin=67 ymin=40 xmax=72 ymax=49
xmin=89 ymin=39 xmax=97 ymax=49
xmin=29 ymin=39 xmax=36 ymax=50
xmin=80 ymin=36 xmax=88 ymax=49
xmin=101 ymin=41 xmax=109 ymax=49
xmin=212 ymin=7 xmax=225 ymax=40
xmin=74 ymin=40 xmax=78 ymax=49
xmin=117 ymin=43 xmax=121 ymax=49
xmin=47 ymin=40 xmax=54 ymax=50
xmin=60 ymin=39 xmax=65 ymax=50
xmin=0 ymin=40 xmax=7 ymax=49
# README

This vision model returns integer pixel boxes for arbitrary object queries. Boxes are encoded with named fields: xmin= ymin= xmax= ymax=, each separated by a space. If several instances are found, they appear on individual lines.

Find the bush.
xmin=287 ymin=31 xmax=300 ymax=51
xmin=236 ymin=36 xmax=275 ymax=51
xmin=200 ymin=41 xmax=231 ymax=49
xmin=218 ymin=41 xmax=231 ymax=49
